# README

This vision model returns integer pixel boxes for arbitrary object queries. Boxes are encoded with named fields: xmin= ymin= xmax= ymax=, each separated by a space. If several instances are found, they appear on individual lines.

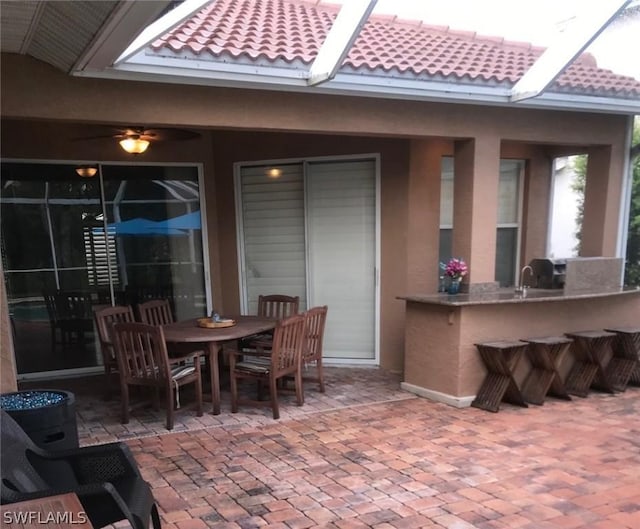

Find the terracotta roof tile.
xmin=149 ymin=0 xmax=640 ymax=98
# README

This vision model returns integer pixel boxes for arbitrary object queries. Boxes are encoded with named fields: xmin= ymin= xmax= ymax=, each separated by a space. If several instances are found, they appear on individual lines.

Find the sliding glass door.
xmin=237 ymin=157 xmax=379 ymax=363
xmin=1 ymin=161 xmax=207 ymax=378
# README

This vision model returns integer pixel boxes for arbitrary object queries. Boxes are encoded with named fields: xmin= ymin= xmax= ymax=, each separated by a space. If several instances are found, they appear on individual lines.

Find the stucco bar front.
xmin=400 ymin=288 xmax=640 ymax=407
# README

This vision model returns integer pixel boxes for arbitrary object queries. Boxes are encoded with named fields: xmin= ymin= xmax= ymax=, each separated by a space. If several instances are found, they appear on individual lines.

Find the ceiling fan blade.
xmin=72 ymin=126 xmax=201 ymax=143
xmin=142 ymin=128 xmax=201 ymax=141
xmin=71 ymin=133 xmax=119 ymax=141
xmin=72 ymin=126 xmax=129 ymax=141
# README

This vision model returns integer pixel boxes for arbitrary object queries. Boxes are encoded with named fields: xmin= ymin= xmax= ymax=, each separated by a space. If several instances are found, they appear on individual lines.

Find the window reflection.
xmin=1 ymin=161 xmax=206 ymax=377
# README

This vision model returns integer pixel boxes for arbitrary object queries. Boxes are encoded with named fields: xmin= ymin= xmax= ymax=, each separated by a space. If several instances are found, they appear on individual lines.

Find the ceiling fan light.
xmin=119 ymin=137 xmax=150 ymax=154
xmin=75 ymin=165 xmax=98 ymax=178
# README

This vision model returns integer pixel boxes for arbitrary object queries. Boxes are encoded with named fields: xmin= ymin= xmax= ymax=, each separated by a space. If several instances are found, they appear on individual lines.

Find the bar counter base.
xmin=400 ymin=288 xmax=640 ymax=407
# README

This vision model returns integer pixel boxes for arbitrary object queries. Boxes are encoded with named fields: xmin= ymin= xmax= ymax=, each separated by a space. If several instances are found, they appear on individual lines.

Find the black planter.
xmin=0 ymin=390 xmax=79 ymax=450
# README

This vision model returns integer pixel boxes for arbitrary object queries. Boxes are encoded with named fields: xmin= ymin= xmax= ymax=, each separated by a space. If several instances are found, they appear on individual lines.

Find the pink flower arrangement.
xmin=441 ymin=258 xmax=468 ymax=280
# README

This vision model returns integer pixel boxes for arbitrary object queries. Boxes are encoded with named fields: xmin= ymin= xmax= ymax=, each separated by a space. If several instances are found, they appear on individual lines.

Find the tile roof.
xmin=150 ymin=0 xmax=640 ymax=98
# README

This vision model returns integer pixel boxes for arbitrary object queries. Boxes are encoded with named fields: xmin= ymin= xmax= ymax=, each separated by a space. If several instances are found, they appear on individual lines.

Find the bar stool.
xmin=471 ymin=340 xmax=529 ymax=412
xmin=603 ymin=327 xmax=640 ymax=391
xmin=564 ymin=330 xmax=617 ymax=397
xmin=521 ymin=336 xmax=573 ymax=405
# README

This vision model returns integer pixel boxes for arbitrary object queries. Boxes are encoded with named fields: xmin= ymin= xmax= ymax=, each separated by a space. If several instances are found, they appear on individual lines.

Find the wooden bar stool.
xmin=471 ymin=341 xmax=529 ymax=412
xmin=521 ymin=336 xmax=573 ymax=405
xmin=604 ymin=327 xmax=640 ymax=391
xmin=565 ymin=330 xmax=617 ymax=396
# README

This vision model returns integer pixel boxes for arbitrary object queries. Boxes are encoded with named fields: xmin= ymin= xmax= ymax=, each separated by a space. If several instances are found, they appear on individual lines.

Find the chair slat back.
xmin=137 ymin=299 xmax=174 ymax=325
xmin=111 ymin=322 xmax=171 ymax=383
xmin=43 ymin=292 xmax=61 ymax=324
xmin=94 ymin=305 xmax=135 ymax=363
xmin=94 ymin=305 xmax=135 ymax=345
xmin=270 ymin=314 xmax=305 ymax=376
xmin=303 ymin=305 xmax=328 ymax=363
xmin=257 ymin=294 xmax=299 ymax=319
xmin=56 ymin=291 xmax=93 ymax=320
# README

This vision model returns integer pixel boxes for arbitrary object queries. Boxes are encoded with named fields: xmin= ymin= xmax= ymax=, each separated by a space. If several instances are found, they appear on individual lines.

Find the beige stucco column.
xmin=406 ymin=139 xmax=447 ymax=293
xmin=521 ymin=148 xmax=552 ymax=264
xmin=581 ymin=145 xmax=624 ymax=256
xmin=452 ymin=137 xmax=501 ymax=288
xmin=0 ymin=260 xmax=18 ymax=392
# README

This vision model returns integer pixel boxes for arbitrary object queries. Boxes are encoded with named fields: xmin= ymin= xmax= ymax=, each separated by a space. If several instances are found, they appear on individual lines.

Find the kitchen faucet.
xmin=516 ymin=265 xmax=533 ymax=294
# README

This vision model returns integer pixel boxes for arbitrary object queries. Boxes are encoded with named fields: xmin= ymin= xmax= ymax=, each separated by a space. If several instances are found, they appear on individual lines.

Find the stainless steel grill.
xmin=527 ymin=258 xmax=566 ymax=289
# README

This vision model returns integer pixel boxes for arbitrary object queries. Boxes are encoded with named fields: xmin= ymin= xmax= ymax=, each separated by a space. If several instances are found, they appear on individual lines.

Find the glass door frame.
xmin=233 ymin=153 xmax=381 ymax=366
xmin=2 ymin=157 xmax=211 ymax=381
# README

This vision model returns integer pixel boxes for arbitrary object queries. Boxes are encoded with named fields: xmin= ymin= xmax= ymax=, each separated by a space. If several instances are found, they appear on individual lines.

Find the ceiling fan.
xmin=75 ymin=126 xmax=201 ymax=154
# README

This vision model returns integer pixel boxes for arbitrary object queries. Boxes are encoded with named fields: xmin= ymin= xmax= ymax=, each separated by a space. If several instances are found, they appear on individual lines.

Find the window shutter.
xmin=239 ymin=164 xmax=307 ymax=314
xmin=306 ymin=160 xmax=376 ymax=358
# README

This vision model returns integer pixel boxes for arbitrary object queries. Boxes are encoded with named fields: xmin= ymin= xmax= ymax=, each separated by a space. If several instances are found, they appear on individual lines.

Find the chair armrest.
xmin=41 ymin=442 xmax=143 ymax=483
xmin=1 ymin=482 xmax=113 ymax=504
xmin=249 ymin=338 xmax=273 ymax=349
xmin=228 ymin=348 xmax=270 ymax=370
xmin=168 ymin=350 xmax=204 ymax=365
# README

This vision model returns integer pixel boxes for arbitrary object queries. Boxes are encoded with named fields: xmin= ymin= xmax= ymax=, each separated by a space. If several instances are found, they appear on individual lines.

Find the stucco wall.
xmin=1 ymin=55 xmax=629 ymax=148
xmin=0 ymin=53 xmax=633 ymax=382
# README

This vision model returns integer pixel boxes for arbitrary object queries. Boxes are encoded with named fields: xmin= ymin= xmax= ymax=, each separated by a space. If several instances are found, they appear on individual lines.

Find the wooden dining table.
xmin=162 ymin=315 xmax=276 ymax=414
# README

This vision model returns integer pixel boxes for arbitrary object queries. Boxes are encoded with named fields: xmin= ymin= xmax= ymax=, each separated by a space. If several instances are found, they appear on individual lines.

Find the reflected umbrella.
xmin=154 ymin=211 xmax=201 ymax=231
xmin=93 ymin=217 xmax=187 ymax=236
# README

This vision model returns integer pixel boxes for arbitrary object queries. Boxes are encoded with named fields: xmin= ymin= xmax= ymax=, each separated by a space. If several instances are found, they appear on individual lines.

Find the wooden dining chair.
xmin=48 ymin=290 xmax=94 ymax=346
xmin=43 ymin=291 xmax=67 ymax=352
xmin=242 ymin=294 xmax=300 ymax=352
xmin=301 ymin=305 xmax=328 ymax=393
xmin=93 ymin=304 xmax=135 ymax=399
xmin=110 ymin=322 xmax=203 ymax=430
xmin=137 ymin=299 xmax=174 ymax=325
xmin=257 ymin=294 xmax=300 ymax=318
xmin=229 ymin=313 xmax=306 ymax=419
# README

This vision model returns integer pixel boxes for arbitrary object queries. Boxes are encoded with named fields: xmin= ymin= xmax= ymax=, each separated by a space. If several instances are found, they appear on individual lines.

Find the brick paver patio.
xmin=31 ymin=367 xmax=640 ymax=528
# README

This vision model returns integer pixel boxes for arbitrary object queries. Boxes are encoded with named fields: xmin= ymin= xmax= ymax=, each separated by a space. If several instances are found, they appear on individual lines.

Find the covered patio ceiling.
xmin=1 ymin=0 xmax=639 ymax=115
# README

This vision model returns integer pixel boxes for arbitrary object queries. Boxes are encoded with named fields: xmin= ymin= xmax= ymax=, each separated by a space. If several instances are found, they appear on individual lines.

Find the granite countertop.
xmin=400 ymin=286 xmax=640 ymax=307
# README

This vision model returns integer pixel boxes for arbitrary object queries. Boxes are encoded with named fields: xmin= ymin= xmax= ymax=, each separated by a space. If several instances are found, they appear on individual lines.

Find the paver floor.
xmin=23 ymin=368 xmax=640 ymax=528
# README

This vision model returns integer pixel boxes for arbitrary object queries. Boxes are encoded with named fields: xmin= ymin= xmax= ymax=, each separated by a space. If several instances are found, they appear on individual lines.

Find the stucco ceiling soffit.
xmin=510 ymin=0 xmax=632 ymax=102
xmin=73 ymin=0 xmax=174 ymax=73
xmin=307 ymin=0 xmax=377 ymax=86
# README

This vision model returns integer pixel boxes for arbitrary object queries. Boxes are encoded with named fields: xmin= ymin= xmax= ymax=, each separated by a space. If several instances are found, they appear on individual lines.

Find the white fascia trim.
xmin=77 ymin=59 xmax=640 ymax=115
xmin=520 ymin=91 xmax=640 ymax=114
xmin=319 ymin=73 xmax=640 ymax=114
xmin=108 ymin=51 xmax=310 ymax=82
xmin=116 ymin=0 xmax=213 ymax=65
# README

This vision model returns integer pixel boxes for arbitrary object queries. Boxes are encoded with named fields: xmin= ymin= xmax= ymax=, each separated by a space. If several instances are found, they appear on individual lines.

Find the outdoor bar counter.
xmin=399 ymin=286 xmax=640 ymax=407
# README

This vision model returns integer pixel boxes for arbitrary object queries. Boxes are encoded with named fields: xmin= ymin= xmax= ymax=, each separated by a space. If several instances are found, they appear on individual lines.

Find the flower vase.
xmin=447 ymin=278 xmax=461 ymax=295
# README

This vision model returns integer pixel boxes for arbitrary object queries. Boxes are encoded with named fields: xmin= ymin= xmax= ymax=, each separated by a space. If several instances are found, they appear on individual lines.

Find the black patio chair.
xmin=0 ymin=409 xmax=161 ymax=529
